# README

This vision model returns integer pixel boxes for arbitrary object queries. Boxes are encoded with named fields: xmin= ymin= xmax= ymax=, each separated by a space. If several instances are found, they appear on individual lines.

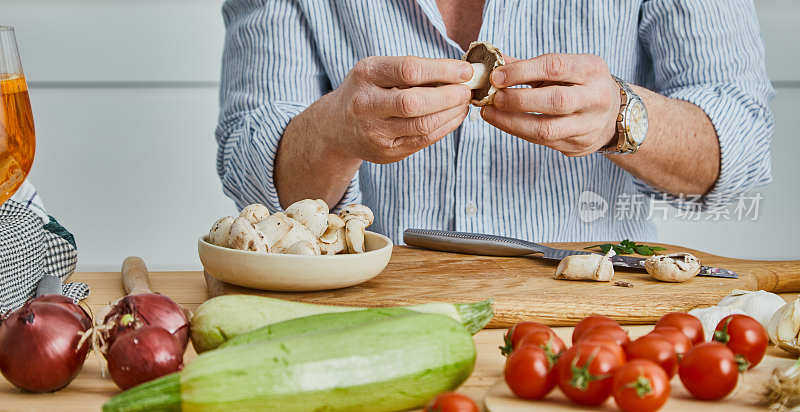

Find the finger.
xmin=392 ymin=105 xmax=469 ymax=155
xmin=491 ymin=54 xmax=602 ymax=88
xmin=381 ymin=103 xmax=470 ymax=137
xmin=358 ymin=56 xmax=474 ymax=88
xmin=375 ymin=84 xmax=470 ymax=118
xmin=493 ymin=86 xmax=585 ymax=115
xmin=481 ymin=106 xmax=583 ymax=146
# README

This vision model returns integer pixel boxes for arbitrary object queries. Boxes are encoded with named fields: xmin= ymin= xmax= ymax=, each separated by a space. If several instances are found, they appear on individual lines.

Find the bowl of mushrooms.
xmin=198 ymin=200 xmax=392 ymax=291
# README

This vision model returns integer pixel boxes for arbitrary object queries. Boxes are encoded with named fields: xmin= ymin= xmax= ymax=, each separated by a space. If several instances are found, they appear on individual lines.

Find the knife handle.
xmin=122 ymin=256 xmax=153 ymax=295
xmin=403 ymin=229 xmax=540 ymax=257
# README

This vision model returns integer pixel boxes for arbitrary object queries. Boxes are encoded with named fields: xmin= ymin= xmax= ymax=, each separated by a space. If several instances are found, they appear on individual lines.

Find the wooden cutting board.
xmin=204 ymin=242 xmax=800 ymax=327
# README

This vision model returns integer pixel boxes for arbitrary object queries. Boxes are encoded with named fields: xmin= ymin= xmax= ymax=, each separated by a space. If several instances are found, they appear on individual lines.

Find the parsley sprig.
xmin=584 ymin=239 xmax=666 ymax=256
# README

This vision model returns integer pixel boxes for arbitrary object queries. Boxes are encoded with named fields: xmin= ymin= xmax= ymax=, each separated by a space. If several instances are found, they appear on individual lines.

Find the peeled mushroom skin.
xmin=461 ymin=41 xmax=505 ymax=106
xmin=554 ymin=254 xmax=614 ymax=282
xmin=209 ymin=216 xmax=235 ymax=247
xmin=644 ymin=253 xmax=701 ymax=282
xmin=228 ymin=217 xmax=267 ymax=252
xmin=285 ymin=199 xmax=329 ymax=238
xmin=239 ymin=203 xmax=270 ymax=225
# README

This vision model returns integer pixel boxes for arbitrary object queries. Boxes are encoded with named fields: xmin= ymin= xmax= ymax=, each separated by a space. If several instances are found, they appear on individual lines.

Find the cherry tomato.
xmin=579 ymin=336 xmax=627 ymax=365
xmin=579 ymin=324 xmax=630 ymax=347
xmin=649 ymin=326 xmax=692 ymax=357
xmin=516 ymin=329 xmax=566 ymax=362
xmin=679 ymin=342 xmax=738 ymax=400
xmin=655 ymin=313 xmax=705 ymax=345
xmin=713 ymin=314 xmax=768 ymax=369
xmin=501 ymin=321 xmax=552 ymax=356
xmin=612 ymin=359 xmax=671 ymax=412
xmin=556 ymin=342 xmax=623 ymax=405
xmin=624 ymin=335 xmax=678 ymax=378
xmin=504 ymin=345 xmax=558 ymax=400
xmin=572 ymin=315 xmax=620 ymax=344
xmin=425 ymin=392 xmax=478 ymax=412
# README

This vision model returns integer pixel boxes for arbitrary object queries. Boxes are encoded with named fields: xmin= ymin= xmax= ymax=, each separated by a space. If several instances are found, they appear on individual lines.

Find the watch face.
xmin=625 ymin=99 xmax=648 ymax=145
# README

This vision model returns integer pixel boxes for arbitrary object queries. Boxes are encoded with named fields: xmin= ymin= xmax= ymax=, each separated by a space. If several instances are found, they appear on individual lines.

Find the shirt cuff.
xmin=633 ymin=83 xmax=774 ymax=211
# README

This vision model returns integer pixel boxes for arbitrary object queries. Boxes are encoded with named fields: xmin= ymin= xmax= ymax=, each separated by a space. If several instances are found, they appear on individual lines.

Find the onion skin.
xmin=103 ymin=293 xmax=189 ymax=352
xmin=32 ymin=294 xmax=93 ymax=330
xmin=107 ymin=326 xmax=184 ymax=390
xmin=0 ymin=302 xmax=91 ymax=392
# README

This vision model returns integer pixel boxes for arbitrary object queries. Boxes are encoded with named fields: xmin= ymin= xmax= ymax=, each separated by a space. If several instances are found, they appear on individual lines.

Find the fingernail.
xmin=460 ymin=64 xmax=473 ymax=81
xmin=491 ymin=70 xmax=505 ymax=86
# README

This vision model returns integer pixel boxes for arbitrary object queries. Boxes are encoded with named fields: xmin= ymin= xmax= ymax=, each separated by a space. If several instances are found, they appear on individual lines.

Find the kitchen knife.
xmin=403 ymin=228 xmax=738 ymax=279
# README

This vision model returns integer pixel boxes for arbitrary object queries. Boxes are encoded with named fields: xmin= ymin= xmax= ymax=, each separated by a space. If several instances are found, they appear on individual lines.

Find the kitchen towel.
xmin=0 ymin=199 xmax=88 ymax=314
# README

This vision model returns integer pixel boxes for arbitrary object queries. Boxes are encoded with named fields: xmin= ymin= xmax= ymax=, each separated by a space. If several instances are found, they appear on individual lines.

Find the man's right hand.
xmin=327 ymin=56 xmax=474 ymax=164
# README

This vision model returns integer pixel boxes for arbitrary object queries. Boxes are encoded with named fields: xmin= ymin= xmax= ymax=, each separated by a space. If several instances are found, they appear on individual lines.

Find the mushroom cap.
xmin=208 ymin=216 xmax=235 ymax=247
xmin=644 ymin=253 xmax=701 ymax=282
xmin=319 ymin=214 xmax=346 ymax=244
xmin=339 ymin=204 xmax=374 ymax=226
xmin=271 ymin=215 xmax=320 ymax=254
xmin=286 ymin=199 xmax=329 ymax=238
xmin=239 ymin=203 xmax=270 ymax=225
xmin=254 ymin=212 xmax=294 ymax=250
xmin=320 ymin=230 xmax=346 ymax=255
xmin=462 ymin=41 xmax=505 ymax=106
xmin=228 ymin=217 xmax=267 ymax=252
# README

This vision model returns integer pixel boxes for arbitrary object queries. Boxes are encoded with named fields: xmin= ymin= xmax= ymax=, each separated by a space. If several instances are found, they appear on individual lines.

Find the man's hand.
xmin=328 ymin=56 xmax=473 ymax=164
xmin=481 ymin=54 xmax=620 ymax=157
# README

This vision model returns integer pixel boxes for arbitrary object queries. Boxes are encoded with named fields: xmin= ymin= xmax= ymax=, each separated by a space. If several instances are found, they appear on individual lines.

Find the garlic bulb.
xmin=688 ymin=305 xmax=746 ymax=342
xmin=717 ymin=289 xmax=785 ymax=328
xmin=768 ymin=298 xmax=800 ymax=355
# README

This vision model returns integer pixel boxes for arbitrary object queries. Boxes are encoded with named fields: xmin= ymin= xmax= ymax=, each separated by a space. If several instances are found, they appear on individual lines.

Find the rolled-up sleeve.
xmin=636 ymin=0 xmax=775 ymax=210
xmin=216 ymin=0 xmax=361 ymax=212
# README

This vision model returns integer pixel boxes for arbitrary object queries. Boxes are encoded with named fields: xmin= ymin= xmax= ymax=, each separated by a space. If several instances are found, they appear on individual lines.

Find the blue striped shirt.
xmin=216 ymin=0 xmax=774 ymax=244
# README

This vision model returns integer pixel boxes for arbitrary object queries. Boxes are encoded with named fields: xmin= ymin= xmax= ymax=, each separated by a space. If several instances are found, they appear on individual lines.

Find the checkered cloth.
xmin=0 ymin=197 xmax=88 ymax=314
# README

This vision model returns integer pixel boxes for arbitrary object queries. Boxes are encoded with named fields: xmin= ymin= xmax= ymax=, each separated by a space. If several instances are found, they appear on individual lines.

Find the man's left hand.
xmin=481 ymin=54 xmax=620 ymax=157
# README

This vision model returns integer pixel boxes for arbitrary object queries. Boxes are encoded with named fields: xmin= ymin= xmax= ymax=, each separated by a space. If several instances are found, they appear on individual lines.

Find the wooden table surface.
xmin=0 ymin=271 xmax=792 ymax=411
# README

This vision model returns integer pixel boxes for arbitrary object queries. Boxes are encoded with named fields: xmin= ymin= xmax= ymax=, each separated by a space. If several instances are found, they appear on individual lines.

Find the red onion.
xmin=32 ymin=294 xmax=92 ymax=329
xmin=106 ymin=326 xmax=184 ymax=390
xmin=0 ymin=301 xmax=91 ymax=392
xmin=102 ymin=293 xmax=189 ymax=352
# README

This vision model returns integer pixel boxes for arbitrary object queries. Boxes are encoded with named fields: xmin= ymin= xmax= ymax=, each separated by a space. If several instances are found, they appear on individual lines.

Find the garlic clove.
xmin=717 ymin=289 xmax=785 ymax=328
xmin=768 ymin=298 xmax=800 ymax=355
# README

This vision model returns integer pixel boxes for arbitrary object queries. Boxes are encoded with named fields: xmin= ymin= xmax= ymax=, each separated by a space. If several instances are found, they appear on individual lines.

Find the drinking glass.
xmin=0 ymin=26 xmax=35 ymax=204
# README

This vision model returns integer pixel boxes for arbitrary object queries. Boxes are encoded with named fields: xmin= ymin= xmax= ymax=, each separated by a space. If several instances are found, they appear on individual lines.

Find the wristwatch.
xmin=600 ymin=75 xmax=648 ymax=154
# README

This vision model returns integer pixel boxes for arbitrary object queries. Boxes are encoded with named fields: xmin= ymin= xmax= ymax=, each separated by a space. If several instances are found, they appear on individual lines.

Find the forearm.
xmin=275 ymin=92 xmax=362 ymax=209
xmin=606 ymin=85 xmax=720 ymax=196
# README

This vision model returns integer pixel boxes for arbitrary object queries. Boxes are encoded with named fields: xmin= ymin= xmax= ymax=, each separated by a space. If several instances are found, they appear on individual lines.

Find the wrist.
xmin=294 ymin=91 xmax=363 ymax=172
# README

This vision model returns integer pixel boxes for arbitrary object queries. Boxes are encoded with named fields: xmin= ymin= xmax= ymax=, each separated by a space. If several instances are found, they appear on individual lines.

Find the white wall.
xmin=3 ymin=0 xmax=799 ymax=271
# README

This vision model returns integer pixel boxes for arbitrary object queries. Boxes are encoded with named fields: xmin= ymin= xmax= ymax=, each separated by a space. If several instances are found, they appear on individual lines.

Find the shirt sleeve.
xmin=216 ymin=0 xmax=362 ymax=212
xmin=635 ymin=0 xmax=775 ymax=210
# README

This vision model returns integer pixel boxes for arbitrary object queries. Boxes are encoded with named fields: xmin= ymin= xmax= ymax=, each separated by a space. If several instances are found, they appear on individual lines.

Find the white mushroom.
xmin=285 ymin=199 xmax=329 ymax=238
xmin=254 ymin=212 xmax=294 ymax=250
xmin=554 ymin=249 xmax=615 ymax=282
xmin=271 ymin=215 xmax=320 ymax=255
xmin=319 ymin=214 xmax=346 ymax=255
xmin=239 ymin=203 xmax=270 ymax=224
xmin=461 ymin=41 xmax=505 ymax=106
xmin=227 ymin=217 xmax=267 ymax=252
xmin=645 ymin=253 xmax=701 ymax=282
xmin=284 ymin=240 xmax=319 ymax=256
xmin=208 ymin=216 xmax=235 ymax=247
xmin=339 ymin=204 xmax=374 ymax=254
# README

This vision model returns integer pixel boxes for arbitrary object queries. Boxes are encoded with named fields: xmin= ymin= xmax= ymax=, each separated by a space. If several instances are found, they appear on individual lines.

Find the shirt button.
xmin=466 ymin=202 xmax=478 ymax=217
xmin=469 ymin=107 xmax=481 ymax=122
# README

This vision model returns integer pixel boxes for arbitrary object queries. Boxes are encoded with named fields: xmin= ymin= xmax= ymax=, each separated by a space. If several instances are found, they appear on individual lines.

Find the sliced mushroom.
xmin=461 ymin=41 xmax=505 ymax=106
xmin=319 ymin=214 xmax=346 ymax=255
xmin=645 ymin=253 xmax=701 ymax=282
xmin=271 ymin=215 xmax=321 ymax=255
xmin=228 ymin=217 xmax=267 ymax=252
xmin=554 ymin=250 xmax=615 ymax=282
xmin=208 ymin=216 xmax=235 ymax=247
xmin=285 ymin=199 xmax=329 ymax=238
xmin=239 ymin=203 xmax=270 ymax=224
xmin=254 ymin=212 xmax=293 ymax=251
xmin=339 ymin=204 xmax=374 ymax=254
xmin=284 ymin=240 xmax=319 ymax=256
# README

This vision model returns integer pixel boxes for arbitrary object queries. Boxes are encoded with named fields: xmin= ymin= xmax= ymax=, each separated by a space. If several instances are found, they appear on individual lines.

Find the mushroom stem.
xmin=462 ymin=63 xmax=490 ymax=90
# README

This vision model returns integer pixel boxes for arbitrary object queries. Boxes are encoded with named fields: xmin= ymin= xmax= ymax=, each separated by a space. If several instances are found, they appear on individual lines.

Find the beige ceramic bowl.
xmin=198 ymin=231 xmax=393 ymax=291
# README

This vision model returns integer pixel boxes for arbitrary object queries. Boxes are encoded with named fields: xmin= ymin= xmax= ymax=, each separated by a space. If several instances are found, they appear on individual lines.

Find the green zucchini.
xmin=104 ymin=311 xmax=476 ymax=412
xmin=190 ymin=294 xmax=493 ymax=352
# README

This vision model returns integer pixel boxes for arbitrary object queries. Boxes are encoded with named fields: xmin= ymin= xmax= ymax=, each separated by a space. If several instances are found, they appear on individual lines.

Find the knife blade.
xmin=403 ymin=228 xmax=738 ymax=279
